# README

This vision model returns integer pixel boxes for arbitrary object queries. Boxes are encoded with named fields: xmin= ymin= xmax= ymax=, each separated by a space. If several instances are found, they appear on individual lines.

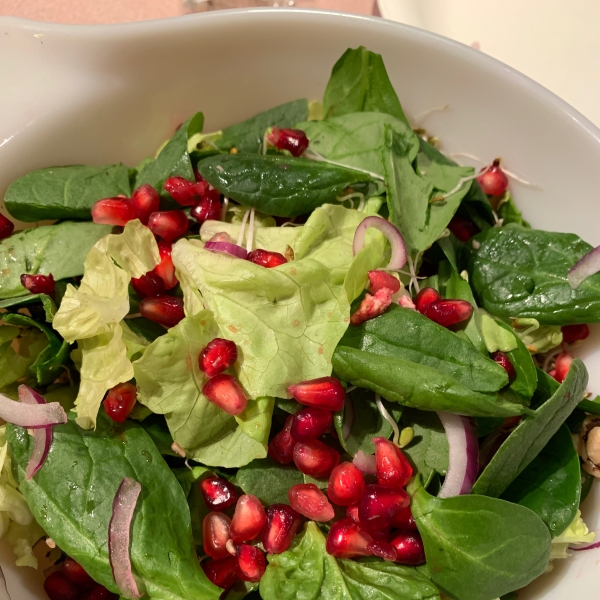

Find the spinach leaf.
xmin=323 ymin=46 xmax=410 ymax=126
xmin=123 ymin=316 xmax=167 ymax=344
xmin=236 ymin=458 xmax=304 ymax=506
xmin=0 ymin=326 xmax=45 ymax=390
xmin=0 ymin=222 xmax=112 ymax=300
xmin=502 ymin=425 xmax=581 ymax=537
xmin=411 ymin=480 xmax=551 ymax=600
xmin=498 ymin=193 xmax=530 ymax=227
xmin=416 ymin=139 xmax=474 ymax=193
xmin=7 ymin=415 xmax=220 ymax=600
xmin=5 ymin=164 xmax=131 ymax=221
xmin=472 ymin=358 xmax=588 ymax=497
xmin=216 ymin=99 xmax=309 ymax=153
xmin=260 ymin=521 xmax=440 ymax=600
xmin=339 ymin=304 xmax=507 ymax=393
xmin=470 ymin=226 xmax=600 ymax=324
xmin=579 ymin=395 xmax=600 ymax=415
xmin=196 ymin=154 xmax=371 ymax=217
xmin=0 ymin=293 xmax=57 ymax=323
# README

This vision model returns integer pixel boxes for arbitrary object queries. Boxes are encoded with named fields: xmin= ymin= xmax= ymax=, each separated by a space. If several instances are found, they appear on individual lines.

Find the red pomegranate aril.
xmin=448 ymin=214 xmax=480 ymax=242
xmin=199 ymin=338 xmax=238 ymax=378
xmin=148 ymin=210 xmax=189 ymax=242
xmin=140 ymin=296 xmax=185 ymax=328
xmin=20 ymin=273 xmax=55 ymax=295
xmin=562 ymin=324 xmax=590 ymax=344
xmin=154 ymin=241 xmax=178 ymax=289
xmin=288 ymin=483 xmax=335 ymax=522
xmin=553 ymin=351 xmax=573 ymax=383
xmin=390 ymin=504 xmax=418 ymax=531
xmin=347 ymin=503 xmax=360 ymax=523
xmin=191 ymin=190 xmax=221 ymax=224
xmin=43 ymin=571 xmax=80 ymax=600
xmin=490 ymin=351 xmax=517 ymax=384
xmin=390 ymin=531 xmax=426 ymax=566
xmin=103 ymin=382 xmax=137 ymax=423
xmin=350 ymin=287 xmax=394 ymax=325
xmin=367 ymin=540 xmax=397 ymax=562
xmin=326 ymin=517 xmax=373 ymax=558
xmin=288 ymin=377 xmax=345 ymax=411
xmin=201 ymin=556 xmax=238 ymax=590
xmin=202 ymin=374 xmax=248 ymax=416
xmin=477 ymin=159 xmax=509 ymax=197
xmin=293 ymin=439 xmax=340 ymax=479
xmin=368 ymin=270 xmax=401 ymax=295
xmin=414 ymin=287 xmax=441 ymax=314
xmin=235 ymin=544 xmax=266 ymax=582
xmin=268 ymin=415 xmax=295 ymax=464
xmin=62 ymin=557 xmax=94 ymax=586
xmin=164 ymin=176 xmax=208 ymax=206
xmin=290 ymin=407 xmax=333 ymax=442
xmin=267 ymin=127 xmax=309 ymax=157
xmin=247 ymin=249 xmax=288 ymax=268
xmin=373 ymin=437 xmax=413 ymax=489
xmin=328 ymin=462 xmax=365 ymax=506
xmin=358 ymin=484 xmax=410 ymax=532
xmin=0 ymin=214 xmax=14 ymax=240
xmin=424 ymin=299 xmax=473 ymax=328
xmin=200 ymin=476 xmax=238 ymax=511
xmin=81 ymin=585 xmax=119 ymax=600
xmin=131 ymin=271 xmax=166 ymax=298
xmin=131 ymin=184 xmax=160 ymax=225
xmin=203 ymin=512 xmax=232 ymax=559
xmin=262 ymin=503 xmax=302 ymax=555
xmin=92 ymin=198 xmax=137 ymax=226
xmin=229 ymin=494 xmax=267 ymax=543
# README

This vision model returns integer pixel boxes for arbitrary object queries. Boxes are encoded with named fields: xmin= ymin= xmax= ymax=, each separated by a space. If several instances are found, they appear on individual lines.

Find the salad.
xmin=0 ymin=45 xmax=598 ymax=600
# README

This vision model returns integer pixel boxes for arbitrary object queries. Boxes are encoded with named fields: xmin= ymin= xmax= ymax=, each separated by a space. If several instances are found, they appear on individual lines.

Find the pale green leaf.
xmin=477 ymin=312 xmax=518 ymax=353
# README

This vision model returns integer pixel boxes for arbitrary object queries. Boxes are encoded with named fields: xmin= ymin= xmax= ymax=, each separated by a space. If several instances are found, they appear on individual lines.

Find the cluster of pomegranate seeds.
xmin=139 ymin=296 xmax=185 ymax=328
xmin=164 ymin=176 xmax=208 ymax=207
xmin=414 ymin=287 xmax=473 ymax=328
xmin=44 ymin=558 xmax=117 ymax=600
xmin=103 ymin=382 xmax=137 ymax=422
xmin=448 ymin=214 xmax=480 ymax=242
xmin=202 ymin=374 xmax=248 ymax=415
xmin=490 ymin=351 xmax=517 ymax=383
xmin=130 ymin=184 xmax=160 ymax=225
xmin=247 ymin=249 xmax=288 ymax=268
xmin=148 ymin=210 xmax=189 ymax=242
xmin=131 ymin=271 xmax=166 ymax=298
xmin=200 ymin=476 xmax=238 ymax=510
xmin=0 ymin=213 xmax=14 ymax=240
xmin=561 ymin=324 xmax=590 ymax=344
xmin=550 ymin=351 xmax=574 ymax=383
xmin=266 ymin=127 xmax=310 ymax=157
xmin=476 ymin=159 xmax=509 ymax=197
xmin=20 ymin=272 xmax=55 ymax=295
xmin=199 ymin=338 xmax=238 ymax=378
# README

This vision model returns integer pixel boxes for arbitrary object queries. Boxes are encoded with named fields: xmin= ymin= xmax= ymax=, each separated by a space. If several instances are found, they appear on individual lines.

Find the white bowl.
xmin=0 ymin=8 xmax=599 ymax=600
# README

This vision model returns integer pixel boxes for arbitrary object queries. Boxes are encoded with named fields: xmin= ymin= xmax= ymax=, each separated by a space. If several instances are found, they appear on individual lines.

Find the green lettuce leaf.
xmin=550 ymin=510 xmax=595 ymax=559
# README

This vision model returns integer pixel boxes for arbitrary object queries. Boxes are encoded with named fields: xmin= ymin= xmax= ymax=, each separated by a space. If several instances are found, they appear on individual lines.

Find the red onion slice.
xmin=353 ymin=450 xmax=377 ymax=474
xmin=572 ymin=537 xmax=600 ymax=552
xmin=342 ymin=394 xmax=355 ymax=441
xmin=437 ymin=412 xmax=479 ymax=498
xmin=0 ymin=387 xmax=66 ymax=429
xmin=0 ymin=564 xmax=11 ymax=600
xmin=109 ymin=477 xmax=142 ymax=599
xmin=568 ymin=245 xmax=600 ymax=289
xmin=353 ymin=216 xmax=407 ymax=270
xmin=204 ymin=241 xmax=248 ymax=260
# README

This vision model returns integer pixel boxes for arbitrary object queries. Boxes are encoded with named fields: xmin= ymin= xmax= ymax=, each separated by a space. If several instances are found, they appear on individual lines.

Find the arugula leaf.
xmin=472 ymin=359 xmax=588 ymax=497
xmin=7 ymin=416 xmax=220 ymax=600
xmin=470 ymin=226 xmax=600 ymax=324
xmin=196 ymin=154 xmax=371 ymax=217
xmin=4 ymin=164 xmax=131 ymax=221
xmin=322 ymin=46 xmax=410 ymax=126
xmin=411 ymin=479 xmax=551 ymax=600
xmin=502 ymin=425 xmax=581 ymax=537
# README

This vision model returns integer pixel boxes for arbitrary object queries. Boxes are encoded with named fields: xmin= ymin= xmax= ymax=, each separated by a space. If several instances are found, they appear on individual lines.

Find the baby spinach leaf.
xmin=0 ymin=326 xmax=45 ymax=390
xmin=498 ymin=193 xmax=530 ymax=227
xmin=4 ymin=164 xmax=131 ymax=221
xmin=411 ymin=480 xmax=551 ymax=600
xmin=0 ymin=222 xmax=112 ymax=300
xmin=7 ymin=415 xmax=220 ymax=600
xmin=323 ymin=46 xmax=410 ymax=126
xmin=332 ymin=346 xmax=529 ymax=417
xmin=338 ymin=304 xmax=508 ymax=393
xmin=502 ymin=425 xmax=581 ymax=537
xmin=196 ymin=154 xmax=371 ymax=217
xmin=579 ymin=395 xmax=600 ymax=415
xmin=470 ymin=226 xmax=600 ymax=324
xmin=416 ymin=139 xmax=474 ymax=193
xmin=472 ymin=359 xmax=588 ymax=497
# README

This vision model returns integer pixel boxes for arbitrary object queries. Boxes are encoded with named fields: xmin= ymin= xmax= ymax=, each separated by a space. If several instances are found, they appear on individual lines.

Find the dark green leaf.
xmin=124 ymin=317 xmax=167 ymax=343
xmin=416 ymin=139 xmax=474 ymax=193
xmin=581 ymin=467 xmax=595 ymax=502
xmin=274 ymin=398 xmax=302 ymax=415
xmin=531 ymin=368 xmax=560 ymax=410
xmin=498 ymin=193 xmax=530 ymax=227
xmin=4 ymin=165 xmax=131 ymax=221
xmin=140 ymin=414 xmax=178 ymax=456
xmin=579 ymin=395 xmax=600 ymax=415
xmin=236 ymin=457 xmax=303 ymax=505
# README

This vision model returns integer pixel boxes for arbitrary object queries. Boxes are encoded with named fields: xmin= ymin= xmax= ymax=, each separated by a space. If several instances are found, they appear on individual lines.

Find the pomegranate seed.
xmin=81 ymin=585 xmax=119 ymax=600
xmin=267 ymin=127 xmax=309 ymax=157
xmin=350 ymin=288 xmax=393 ymax=325
xmin=191 ymin=190 xmax=221 ymax=224
xmin=288 ymin=483 xmax=335 ymax=522
xmin=390 ymin=504 xmax=418 ymax=530
xmin=358 ymin=484 xmax=410 ymax=532
xmin=490 ymin=351 xmax=517 ymax=384
xmin=203 ymin=512 xmax=232 ymax=559
xmin=390 ymin=531 xmax=426 ymax=566
xmin=328 ymin=462 xmax=365 ymax=506
xmin=103 ymin=382 xmax=137 ymax=423
xmin=202 ymin=374 xmax=248 ymax=416
xmin=131 ymin=271 xmax=166 ymax=298
xmin=148 ymin=210 xmax=189 ymax=242
xmin=288 ymin=377 xmax=345 ymax=411
xmin=201 ymin=556 xmax=237 ymax=590
xmin=199 ymin=476 xmax=237 ymax=511
xmin=373 ymin=437 xmax=413 ymax=488
xmin=130 ymin=184 xmax=160 ymax=225
xmin=247 ymin=249 xmax=288 ymax=268
xmin=268 ymin=415 xmax=295 ymax=464
xmin=448 ymin=214 xmax=480 ymax=242
xmin=562 ymin=324 xmax=590 ymax=344
xmin=92 ymin=198 xmax=137 ymax=226
xmin=477 ymin=159 xmax=509 ymax=196
xmin=367 ymin=539 xmax=397 ymax=561
xmin=553 ymin=351 xmax=573 ymax=383
xmin=0 ymin=214 xmax=14 ymax=240
xmin=326 ymin=517 xmax=373 ymax=558
xmin=262 ymin=503 xmax=302 ymax=555
xmin=414 ymin=287 xmax=440 ymax=314
xmin=164 ymin=176 xmax=208 ymax=206
xmin=235 ymin=544 xmax=266 ymax=582
xmin=20 ymin=273 xmax=55 ymax=295
xmin=139 ymin=296 xmax=185 ymax=328
xmin=62 ymin=557 xmax=94 ymax=586
xmin=368 ymin=270 xmax=400 ymax=295
xmin=293 ymin=439 xmax=340 ymax=479
xmin=199 ymin=338 xmax=238 ymax=378
xmin=43 ymin=571 xmax=80 ymax=600
xmin=423 ymin=299 xmax=473 ymax=328
xmin=347 ymin=503 xmax=360 ymax=523
xmin=229 ymin=494 xmax=267 ymax=543
xmin=290 ymin=407 xmax=333 ymax=442
xmin=154 ymin=241 xmax=178 ymax=289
